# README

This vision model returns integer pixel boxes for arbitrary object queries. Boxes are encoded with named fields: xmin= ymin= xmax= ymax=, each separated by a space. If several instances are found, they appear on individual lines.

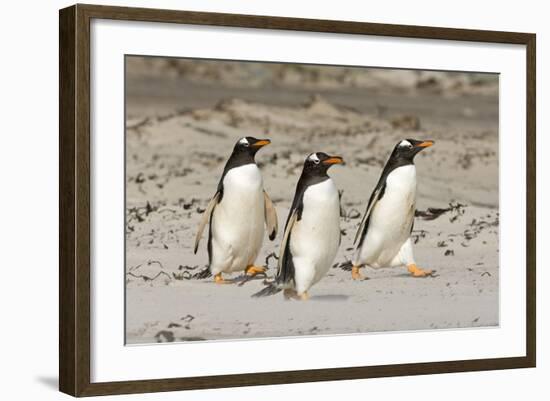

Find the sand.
xmin=125 ymin=61 xmax=499 ymax=344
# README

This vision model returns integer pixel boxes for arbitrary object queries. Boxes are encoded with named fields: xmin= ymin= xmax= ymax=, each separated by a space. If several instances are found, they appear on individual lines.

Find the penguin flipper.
xmin=276 ymin=209 xmax=298 ymax=284
xmin=353 ymin=186 xmax=383 ymax=246
xmin=194 ymin=192 xmax=220 ymax=254
xmin=263 ymin=191 xmax=279 ymax=241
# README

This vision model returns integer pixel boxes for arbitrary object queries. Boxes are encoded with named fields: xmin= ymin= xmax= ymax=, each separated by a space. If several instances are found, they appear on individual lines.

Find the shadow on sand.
xmin=309 ymin=294 xmax=349 ymax=302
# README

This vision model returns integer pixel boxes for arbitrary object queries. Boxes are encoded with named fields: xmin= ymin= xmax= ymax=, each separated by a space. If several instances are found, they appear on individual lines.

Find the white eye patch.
xmin=238 ymin=137 xmax=249 ymax=145
xmin=308 ymin=153 xmax=320 ymax=163
xmin=398 ymin=139 xmax=412 ymax=148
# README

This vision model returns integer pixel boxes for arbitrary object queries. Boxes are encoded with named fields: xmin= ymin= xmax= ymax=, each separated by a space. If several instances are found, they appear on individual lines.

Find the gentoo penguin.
xmin=350 ymin=139 xmax=434 ymax=280
xmin=194 ymin=137 xmax=278 ymax=284
xmin=253 ymin=152 xmax=344 ymax=300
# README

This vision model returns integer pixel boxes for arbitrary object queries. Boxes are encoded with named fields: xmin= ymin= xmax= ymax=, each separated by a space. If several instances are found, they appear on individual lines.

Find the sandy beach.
xmin=124 ymin=58 xmax=499 ymax=344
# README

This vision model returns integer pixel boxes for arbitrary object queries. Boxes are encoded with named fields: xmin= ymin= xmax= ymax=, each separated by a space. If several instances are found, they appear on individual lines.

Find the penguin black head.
xmin=302 ymin=152 xmax=344 ymax=177
xmin=226 ymin=136 xmax=271 ymax=168
xmin=390 ymin=139 xmax=434 ymax=163
xmin=232 ymin=136 xmax=271 ymax=157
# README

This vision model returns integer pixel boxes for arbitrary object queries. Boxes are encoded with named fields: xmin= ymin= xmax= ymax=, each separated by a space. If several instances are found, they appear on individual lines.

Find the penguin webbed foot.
xmin=351 ymin=265 xmax=369 ymax=281
xmin=214 ymin=273 xmax=235 ymax=285
xmin=245 ymin=265 xmax=267 ymax=276
xmin=407 ymin=264 xmax=435 ymax=278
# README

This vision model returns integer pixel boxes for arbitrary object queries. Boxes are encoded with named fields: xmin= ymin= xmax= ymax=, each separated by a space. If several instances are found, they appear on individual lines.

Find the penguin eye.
xmin=243 ymin=142 xmax=250 ymax=147
xmin=309 ymin=153 xmax=321 ymax=164
xmin=398 ymin=140 xmax=413 ymax=150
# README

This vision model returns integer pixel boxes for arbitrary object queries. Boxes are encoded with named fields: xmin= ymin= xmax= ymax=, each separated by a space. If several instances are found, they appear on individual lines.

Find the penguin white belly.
xmin=356 ymin=165 xmax=417 ymax=268
xmin=210 ymin=164 xmax=265 ymax=274
xmin=290 ymin=179 xmax=340 ymax=294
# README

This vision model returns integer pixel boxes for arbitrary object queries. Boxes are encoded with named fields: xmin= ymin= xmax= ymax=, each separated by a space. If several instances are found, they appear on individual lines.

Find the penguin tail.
xmin=251 ymin=282 xmax=283 ymax=298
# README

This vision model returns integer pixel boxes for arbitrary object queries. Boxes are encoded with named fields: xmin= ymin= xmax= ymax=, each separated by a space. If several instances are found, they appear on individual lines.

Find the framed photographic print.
xmin=59 ymin=4 xmax=536 ymax=397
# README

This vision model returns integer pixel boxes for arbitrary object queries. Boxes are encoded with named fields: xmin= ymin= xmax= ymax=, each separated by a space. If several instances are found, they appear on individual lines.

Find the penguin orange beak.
xmin=416 ymin=140 xmax=434 ymax=148
xmin=323 ymin=156 xmax=344 ymax=165
xmin=251 ymin=139 xmax=271 ymax=148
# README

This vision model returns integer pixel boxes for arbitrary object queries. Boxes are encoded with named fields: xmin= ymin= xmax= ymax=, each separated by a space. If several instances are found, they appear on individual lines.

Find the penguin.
xmin=194 ymin=136 xmax=278 ymax=284
xmin=253 ymin=152 xmax=344 ymax=300
xmin=350 ymin=139 xmax=434 ymax=280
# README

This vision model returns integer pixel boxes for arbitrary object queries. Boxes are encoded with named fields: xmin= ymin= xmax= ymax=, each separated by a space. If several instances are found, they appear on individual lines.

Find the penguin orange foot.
xmin=214 ymin=273 xmax=234 ymax=284
xmin=351 ymin=265 xmax=368 ymax=280
xmin=300 ymin=292 xmax=309 ymax=301
xmin=245 ymin=265 xmax=266 ymax=276
xmin=407 ymin=264 xmax=433 ymax=277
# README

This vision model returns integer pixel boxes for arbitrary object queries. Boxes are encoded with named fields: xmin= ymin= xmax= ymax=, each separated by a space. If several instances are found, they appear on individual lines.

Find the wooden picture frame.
xmin=59 ymin=3 xmax=536 ymax=397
